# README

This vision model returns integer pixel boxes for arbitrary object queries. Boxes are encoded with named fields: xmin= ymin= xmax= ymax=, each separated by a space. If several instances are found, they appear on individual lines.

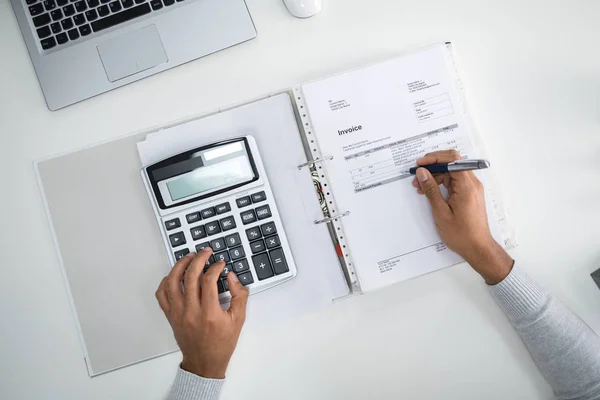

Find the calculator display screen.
xmin=147 ymin=138 xmax=259 ymax=209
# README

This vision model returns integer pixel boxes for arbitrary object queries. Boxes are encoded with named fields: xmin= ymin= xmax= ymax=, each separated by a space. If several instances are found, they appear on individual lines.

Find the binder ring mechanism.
xmin=297 ymin=156 xmax=334 ymax=170
xmin=314 ymin=211 xmax=350 ymax=225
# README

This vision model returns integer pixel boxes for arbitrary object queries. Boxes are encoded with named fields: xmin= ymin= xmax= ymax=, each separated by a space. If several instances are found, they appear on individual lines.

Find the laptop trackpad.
xmin=97 ymin=25 xmax=168 ymax=82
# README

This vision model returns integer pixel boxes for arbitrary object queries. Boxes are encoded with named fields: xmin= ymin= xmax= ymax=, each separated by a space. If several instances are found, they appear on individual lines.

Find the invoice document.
xmin=301 ymin=45 xmax=504 ymax=292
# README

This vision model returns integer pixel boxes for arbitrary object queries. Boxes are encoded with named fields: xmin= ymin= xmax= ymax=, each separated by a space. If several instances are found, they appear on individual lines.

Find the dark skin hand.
xmin=155 ymin=247 xmax=249 ymax=379
xmin=412 ymin=150 xmax=514 ymax=285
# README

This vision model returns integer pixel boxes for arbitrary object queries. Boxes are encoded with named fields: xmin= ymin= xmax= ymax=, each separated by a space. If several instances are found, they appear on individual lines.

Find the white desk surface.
xmin=2 ymin=0 xmax=600 ymax=398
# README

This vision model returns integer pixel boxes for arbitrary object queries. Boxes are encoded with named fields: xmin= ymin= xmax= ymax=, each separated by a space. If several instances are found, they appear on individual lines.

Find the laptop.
xmin=10 ymin=0 xmax=257 ymax=110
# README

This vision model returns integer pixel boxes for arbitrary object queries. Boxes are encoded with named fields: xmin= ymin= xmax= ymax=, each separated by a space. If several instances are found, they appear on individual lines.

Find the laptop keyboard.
xmin=25 ymin=0 xmax=181 ymax=50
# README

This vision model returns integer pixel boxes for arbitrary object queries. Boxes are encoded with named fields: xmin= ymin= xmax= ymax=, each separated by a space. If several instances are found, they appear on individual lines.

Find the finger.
xmin=155 ymin=277 xmax=170 ymax=315
xmin=201 ymin=261 xmax=226 ymax=312
xmin=416 ymin=168 xmax=451 ymax=216
xmin=165 ymin=253 xmax=194 ymax=312
xmin=417 ymin=150 xmax=462 ymax=166
xmin=227 ymin=272 xmax=249 ymax=324
xmin=413 ymin=174 xmax=445 ymax=188
xmin=184 ymin=247 xmax=213 ymax=309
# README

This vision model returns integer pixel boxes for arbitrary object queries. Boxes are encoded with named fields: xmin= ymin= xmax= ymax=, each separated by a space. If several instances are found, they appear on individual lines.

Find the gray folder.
xmin=36 ymin=93 xmax=348 ymax=376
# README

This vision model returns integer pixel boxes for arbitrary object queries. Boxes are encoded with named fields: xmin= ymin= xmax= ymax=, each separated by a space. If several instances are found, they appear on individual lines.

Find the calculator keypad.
xmin=164 ymin=189 xmax=292 ymax=297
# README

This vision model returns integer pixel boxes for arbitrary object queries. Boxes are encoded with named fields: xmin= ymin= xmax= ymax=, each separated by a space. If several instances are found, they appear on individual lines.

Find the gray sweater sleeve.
xmin=167 ymin=368 xmax=224 ymax=400
xmin=489 ymin=264 xmax=600 ymax=400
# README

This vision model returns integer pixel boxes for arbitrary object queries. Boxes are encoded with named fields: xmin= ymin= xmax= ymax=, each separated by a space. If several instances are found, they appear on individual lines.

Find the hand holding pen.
xmin=410 ymin=150 xmax=512 ymax=285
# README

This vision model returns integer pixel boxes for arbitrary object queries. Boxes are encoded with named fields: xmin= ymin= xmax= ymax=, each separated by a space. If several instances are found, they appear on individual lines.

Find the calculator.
xmin=142 ymin=136 xmax=298 ymax=303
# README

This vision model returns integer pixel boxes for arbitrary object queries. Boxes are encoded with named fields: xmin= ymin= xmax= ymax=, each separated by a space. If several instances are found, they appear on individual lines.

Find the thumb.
xmin=416 ymin=168 xmax=451 ymax=216
xmin=227 ymin=273 xmax=249 ymax=323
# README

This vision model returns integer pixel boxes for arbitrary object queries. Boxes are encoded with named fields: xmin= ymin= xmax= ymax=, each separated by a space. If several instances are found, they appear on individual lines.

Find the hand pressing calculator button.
xmin=143 ymin=136 xmax=297 ymax=304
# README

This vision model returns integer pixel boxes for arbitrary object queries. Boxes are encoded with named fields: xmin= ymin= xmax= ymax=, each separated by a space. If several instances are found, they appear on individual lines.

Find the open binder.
xmin=288 ymin=42 xmax=515 ymax=294
xmin=37 ymin=42 xmax=516 ymax=376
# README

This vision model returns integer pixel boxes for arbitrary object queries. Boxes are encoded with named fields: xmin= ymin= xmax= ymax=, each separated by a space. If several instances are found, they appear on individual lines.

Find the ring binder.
xmin=314 ymin=211 xmax=350 ymax=225
xmin=297 ymin=156 xmax=334 ymax=170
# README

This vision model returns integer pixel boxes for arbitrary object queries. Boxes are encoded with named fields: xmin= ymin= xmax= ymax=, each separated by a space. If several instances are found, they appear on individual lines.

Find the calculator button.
xmin=265 ymin=235 xmax=281 ymax=249
xmin=174 ymin=248 xmax=189 ymax=260
xmin=164 ymin=218 xmax=180 ymax=231
xmin=190 ymin=226 xmax=207 ymax=240
xmin=217 ymin=279 xmax=225 ymax=294
xmin=195 ymin=242 xmax=210 ymax=252
xmin=236 ymin=196 xmax=251 ymax=208
xmin=229 ymin=246 xmax=245 ymax=261
xmin=250 ymin=239 xmax=266 ymax=254
xmin=205 ymin=221 xmax=221 ymax=236
xmin=232 ymin=259 xmax=249 ymax=273
xmin=210 ymin=238 xmax=226 ymax=251
xmin=169 ymin=232 xmax=186 ymax=247
xmin=220 ymin=216 xmax=236 ymax=231
xmin=186 ymin=212 xmax=201 ymax=224
xmin=269 ymin=248 xmax=289 ymax=275
xmin=220 ymin=264 xmax=232 ymax=278
xmin=205 ymin=255 xmax=215 ymax=267
xmin=237 ymin=271 xmax=254 ymax=286
xmin=240 ymin=210 xmax=257 ymax=225
xmin=251 ymin=191 xmax=267 ymax=203
xmin=215 ymin=251 xmax=230 ymax=263
xmin=215 ymin=202 xmax=231 ymax=214
xmin=225 ymin=233 xmax=241 ymax=247
xmin=252 ymin=253 xmax=274 ymax=281
xmin=222 ymin=277 xmax=229 ymax=292
xmin=201 ymin=207 xmax=216 ymax=219
xmin=260 ymin=222 xmax=277 ymax=236
xmin=246 ymin=227 xmax=261 ymax=241
xmin=255 ymin=205 xmax=272 ymax=220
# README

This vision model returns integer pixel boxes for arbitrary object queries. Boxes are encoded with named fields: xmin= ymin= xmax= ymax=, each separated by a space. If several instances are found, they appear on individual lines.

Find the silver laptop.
xmin=10 ymin=0 xmax=256 ymax=110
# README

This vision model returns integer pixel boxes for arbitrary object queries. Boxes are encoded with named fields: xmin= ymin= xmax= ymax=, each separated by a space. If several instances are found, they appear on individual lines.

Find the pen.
xmin=407 ymin=159 xmax=490 ymax=175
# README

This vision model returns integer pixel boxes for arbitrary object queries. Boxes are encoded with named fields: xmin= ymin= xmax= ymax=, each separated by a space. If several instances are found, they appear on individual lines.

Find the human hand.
xmin=412 ymin=150 xmax=513 ymax=285
xmin=155 ymin=248 xmax=249 ymax=379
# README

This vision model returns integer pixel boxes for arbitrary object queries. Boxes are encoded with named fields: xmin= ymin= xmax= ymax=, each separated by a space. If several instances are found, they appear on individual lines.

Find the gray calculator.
xmin=142 ymin=136 xmax=297 ymax=303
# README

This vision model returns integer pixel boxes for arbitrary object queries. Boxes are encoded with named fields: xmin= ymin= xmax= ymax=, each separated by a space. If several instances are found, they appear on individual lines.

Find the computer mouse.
xmin=283 ymin=0 xmax=322 ymax=18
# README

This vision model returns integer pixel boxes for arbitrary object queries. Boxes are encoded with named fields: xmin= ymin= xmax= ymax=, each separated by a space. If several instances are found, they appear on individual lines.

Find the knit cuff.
xmin=488 ymin=263 xmax=550 ymax=322
xmin=168 ymin=367 xmax=224 ymax=400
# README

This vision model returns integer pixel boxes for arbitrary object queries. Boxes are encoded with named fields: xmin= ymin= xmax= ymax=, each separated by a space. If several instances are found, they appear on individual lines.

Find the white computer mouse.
xmin=283 ymin=0 xmax=322 ymax=18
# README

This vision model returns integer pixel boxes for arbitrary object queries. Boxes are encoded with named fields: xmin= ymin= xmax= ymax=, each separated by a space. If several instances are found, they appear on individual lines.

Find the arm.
xmin=489 ymin=263 xmax=600 ymax=400
xmin=155 ymin=248 xmax=249 ymax=400
xmin=414 ymin=150 xmax=600 ymax=399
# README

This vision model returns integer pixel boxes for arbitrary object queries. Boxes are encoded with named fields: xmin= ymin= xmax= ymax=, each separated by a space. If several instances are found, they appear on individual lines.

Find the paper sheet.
xmin=301 ymin=45 xmax=504 ymax=292
xmin=137 ymin=94 xmax=349 ymax=327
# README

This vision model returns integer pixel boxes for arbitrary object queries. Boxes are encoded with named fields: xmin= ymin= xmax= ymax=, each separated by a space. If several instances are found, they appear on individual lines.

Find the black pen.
xmin=407 ymin=159 xmax=490 ymax=175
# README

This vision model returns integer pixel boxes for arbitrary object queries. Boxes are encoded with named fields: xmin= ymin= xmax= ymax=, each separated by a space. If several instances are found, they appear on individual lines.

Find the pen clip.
xmin=449 ymin=159 xmax=490 ymax=170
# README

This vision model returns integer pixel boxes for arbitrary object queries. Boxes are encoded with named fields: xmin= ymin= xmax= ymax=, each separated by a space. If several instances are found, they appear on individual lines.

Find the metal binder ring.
xmin=314 ymin=211 xmax=350 ymax=225
xmin=297 ymin=156 xmax=334 ymax=170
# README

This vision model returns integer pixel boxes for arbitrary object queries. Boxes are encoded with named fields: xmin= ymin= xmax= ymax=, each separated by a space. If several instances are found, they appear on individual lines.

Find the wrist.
xmin=463 ymin=239 xmax=514 ymax=285
xmin=181 ymin=359 xmax=226 ymax=380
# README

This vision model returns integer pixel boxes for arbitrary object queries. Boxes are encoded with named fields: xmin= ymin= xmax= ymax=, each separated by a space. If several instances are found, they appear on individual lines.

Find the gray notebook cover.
xmin=36 ymin=93 xmax=348 ymax=376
